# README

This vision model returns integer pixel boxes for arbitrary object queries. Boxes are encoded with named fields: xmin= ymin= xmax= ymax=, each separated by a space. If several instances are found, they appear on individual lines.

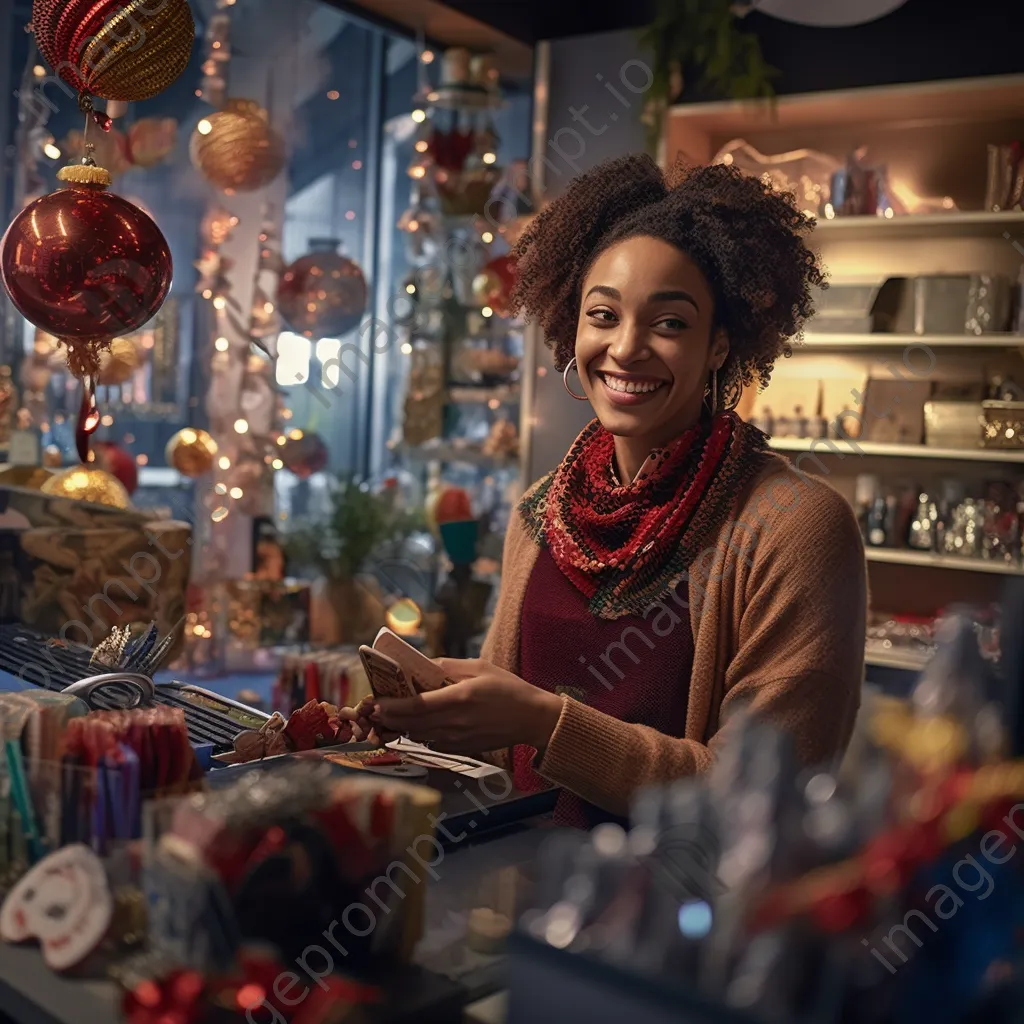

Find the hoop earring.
xmin=562 ymin=357 xmax=588 ymax=401
xmin=704 ymin=368 xmax=719 ymax=417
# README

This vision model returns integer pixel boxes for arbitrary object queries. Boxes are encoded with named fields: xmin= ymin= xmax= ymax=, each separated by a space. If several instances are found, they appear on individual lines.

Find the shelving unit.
xmin=769 ymin=437 xmax=1024 ymax=463
xmin=864 ymin=548 xmax=1024 ymax=576
xmin=666 ymin=73 xmax=1024 ymax=681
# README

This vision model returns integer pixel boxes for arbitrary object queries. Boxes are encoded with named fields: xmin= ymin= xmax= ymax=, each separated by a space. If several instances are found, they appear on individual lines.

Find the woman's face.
xmin=574 ymin=235 xmax=728 ymax=447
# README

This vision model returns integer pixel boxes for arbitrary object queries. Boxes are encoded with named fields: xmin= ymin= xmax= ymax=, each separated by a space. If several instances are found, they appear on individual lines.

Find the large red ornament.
xmin=280 ymin=432 xmax=329 ymax=479
xmin=0 ymin=165 xmax=173 ymax=380
xmin=471 ymin=254 xmax=516 ymax=318
xmin=276 ymin=240 xmax=367 ymax=339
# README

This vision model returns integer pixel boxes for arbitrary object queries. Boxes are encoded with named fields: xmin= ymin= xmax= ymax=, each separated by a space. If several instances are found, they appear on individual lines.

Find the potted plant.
xmin=286 ymin=476 xmax=424 ymax=645
xmin=639 ymin=0 xmax=777 ymax=153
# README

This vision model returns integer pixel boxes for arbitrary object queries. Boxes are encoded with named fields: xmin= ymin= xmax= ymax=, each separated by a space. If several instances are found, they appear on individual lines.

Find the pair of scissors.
xmin=62 ymin=673 xmax=156 ymax=710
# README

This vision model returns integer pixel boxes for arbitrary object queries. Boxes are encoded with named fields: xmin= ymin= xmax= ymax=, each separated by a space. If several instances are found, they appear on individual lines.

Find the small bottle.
xmin=866 ymin=497 xmax=889 ymax=547
xmin=854 ymin=474 xmax=880 ymax=540
xmin=907 ymin=492 xmax=938 ymax=551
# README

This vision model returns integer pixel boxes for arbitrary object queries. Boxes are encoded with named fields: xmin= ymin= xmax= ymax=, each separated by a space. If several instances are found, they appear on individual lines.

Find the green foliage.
xmin=639 ymin=0 xmax=777 ymax=152
xmin=285 ymin=476 xmax=425 ymax=582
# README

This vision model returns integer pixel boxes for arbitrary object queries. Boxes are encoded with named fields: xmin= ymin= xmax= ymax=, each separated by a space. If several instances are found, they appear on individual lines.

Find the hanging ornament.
xmin=93 ymin=440 xmax=138 ymax=494
xmin=471 ymin=254 xmax=517 ymax=318
xmin=280 ymin=432 xmax=329 ymax=479
xmin=41 ymin=466 xmax=131 ymax=509
xmin=31 ymin=0 xmax=195 ymax=105
xmin=97 ymin=337 xmax=140 ymax=386
xmin=166 ymin=428 xmax=218 ymax=478
xmin=0 ymin=163 xmax=173 ymax=380
xmin=190 ymin=100 xmax=285 ymax=193
xmin=276 ymin=239 xmax=368 ymax=339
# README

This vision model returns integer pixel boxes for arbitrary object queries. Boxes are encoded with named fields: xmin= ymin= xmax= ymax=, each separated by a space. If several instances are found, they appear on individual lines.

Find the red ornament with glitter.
xmin=0 ymin=163 xmax=172 ymax=378
xmin=276 ymin=239 xmax=367 ymax=340
xmin=1 ymin=162 xmax=171 ymax=460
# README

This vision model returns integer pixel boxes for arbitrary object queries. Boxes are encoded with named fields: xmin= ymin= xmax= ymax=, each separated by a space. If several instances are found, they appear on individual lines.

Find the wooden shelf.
xmin=769 ymin=437 xmax=1024 ymax=463
xmin=798 ymin=333 xmax=1023 ymax=350
xmin=668 ymin=75 xmax=1024 ymax=134
xmin=865 ymin=548 xmax=1024 ymax=575
xmin=812 ymin=210 xmax=1024 ymax=241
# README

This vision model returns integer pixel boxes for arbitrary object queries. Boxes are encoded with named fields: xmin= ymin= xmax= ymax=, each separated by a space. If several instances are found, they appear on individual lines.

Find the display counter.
xmin=0 ymin=746 xmax=557 ymax=1024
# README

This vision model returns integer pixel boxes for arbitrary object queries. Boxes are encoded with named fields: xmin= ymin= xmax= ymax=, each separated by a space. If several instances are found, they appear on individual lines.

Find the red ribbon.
xmin=123 ymin=952 xmax=381 ymax=1024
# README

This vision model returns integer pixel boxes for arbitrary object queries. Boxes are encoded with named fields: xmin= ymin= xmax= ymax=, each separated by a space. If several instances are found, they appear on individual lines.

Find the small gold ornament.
xmin=190 ymin=99 xmax=285 ymax=193
xmin=165 ymin=428 xmax=218 ymax=478
xmin=97 ymin=337 xmax=140 ymax=386
xmin=41 ymin=467 xmax=131 ymax=509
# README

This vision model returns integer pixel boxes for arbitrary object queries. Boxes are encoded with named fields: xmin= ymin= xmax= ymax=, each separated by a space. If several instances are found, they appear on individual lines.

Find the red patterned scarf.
xmin=518 ymin=412 xmax=769 ymax=619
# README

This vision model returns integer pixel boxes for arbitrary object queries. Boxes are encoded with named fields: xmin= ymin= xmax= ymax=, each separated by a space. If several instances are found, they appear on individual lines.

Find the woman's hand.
xmin=333 ymin=695 xmax=398 ymax=747
xmin=371 ymin=658 xmax=563 ymax=753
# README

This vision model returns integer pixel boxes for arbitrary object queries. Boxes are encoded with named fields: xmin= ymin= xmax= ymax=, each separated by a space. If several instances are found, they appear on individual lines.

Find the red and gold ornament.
xmin=471 ymin=254 xmax=516 ymax=318
xmin=190 ymin=100 xmax=285 ymax=194
xmin=31 ymin=0 xmax=195 ymax=107
xmin=280 ymin=431 xmax=329 ymax=479
xmin=277 ymin=241 xmax=368 ymax=339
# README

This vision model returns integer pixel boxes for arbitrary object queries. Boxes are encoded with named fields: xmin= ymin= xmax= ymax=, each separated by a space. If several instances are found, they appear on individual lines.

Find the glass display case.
xmin=374 ymin=47 xmax=533 ymax=576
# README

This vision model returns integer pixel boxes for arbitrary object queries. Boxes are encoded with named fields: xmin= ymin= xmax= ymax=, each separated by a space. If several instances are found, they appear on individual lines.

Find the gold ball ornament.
xmin=166 ymin=428 xmax=218 ymax=478
xmin=97 ymin=337 xmax=140 ymax=386
xmin=41 ymin=467 xmax=131 ymax=509
xmin=32 ymin=0 xmax=195 ymax=103
xmin=190 ymin=100 xmax=285 ymax=193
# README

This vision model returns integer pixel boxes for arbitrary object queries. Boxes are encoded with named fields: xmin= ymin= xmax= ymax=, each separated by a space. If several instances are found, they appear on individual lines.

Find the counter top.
xmin=0 ymin=803 xmax=557 ymax=1024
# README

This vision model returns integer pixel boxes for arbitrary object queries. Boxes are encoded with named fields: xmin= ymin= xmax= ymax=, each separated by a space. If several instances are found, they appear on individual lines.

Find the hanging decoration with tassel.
xmin=0 ymin=154 xmax=173 ymax=462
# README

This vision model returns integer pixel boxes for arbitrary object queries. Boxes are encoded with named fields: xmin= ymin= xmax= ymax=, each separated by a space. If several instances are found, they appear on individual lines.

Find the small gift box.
xmin=982 ymin=400 xmax=1024 ymax=448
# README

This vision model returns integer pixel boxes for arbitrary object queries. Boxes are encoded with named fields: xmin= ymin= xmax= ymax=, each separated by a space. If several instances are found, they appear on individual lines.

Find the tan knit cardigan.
xmin=481 ymin=454 xmax=868 ymax=817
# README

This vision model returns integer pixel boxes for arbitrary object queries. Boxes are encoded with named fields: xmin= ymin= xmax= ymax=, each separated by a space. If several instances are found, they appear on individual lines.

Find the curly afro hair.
xmin=511 ymin=153 xmax=825 ymax=406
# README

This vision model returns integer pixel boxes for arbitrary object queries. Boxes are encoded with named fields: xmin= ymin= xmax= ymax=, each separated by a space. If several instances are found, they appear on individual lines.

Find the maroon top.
xmin=515 ymin=547 xmax=694 ymax=829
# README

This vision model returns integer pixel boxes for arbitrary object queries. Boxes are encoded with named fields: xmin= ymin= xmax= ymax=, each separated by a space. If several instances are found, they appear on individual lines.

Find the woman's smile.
xmin=593 ymin=369 xmax=669 ymax=405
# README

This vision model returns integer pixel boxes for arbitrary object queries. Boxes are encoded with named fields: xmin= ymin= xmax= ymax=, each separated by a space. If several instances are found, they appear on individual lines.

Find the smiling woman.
xmin=366 ymin=154 xmax=868 ymax=829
